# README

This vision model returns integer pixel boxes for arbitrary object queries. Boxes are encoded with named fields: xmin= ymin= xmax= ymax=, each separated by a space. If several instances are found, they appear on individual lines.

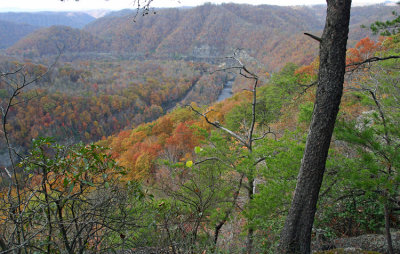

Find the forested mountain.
xmin=7 ymin=25 xmax=108 ymax=57
xmin=5 ymin=3 xmax=394 ymax=71
xmin=83 ymin=3 xmax=394 ymax=70
xmin=85 ymin=3 xmax=324 ymax=71
xmin=0 ymin=11 xmax=95 ymax=28
xmin=0 ymin=20 xmax=38 ymax=48
xmin=0 ymin=11 xmax=95 ymax=50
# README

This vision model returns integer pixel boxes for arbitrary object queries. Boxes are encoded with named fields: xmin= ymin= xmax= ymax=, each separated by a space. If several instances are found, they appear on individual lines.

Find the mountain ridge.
xmin=5 ymin=3 xmax=397 ymax=71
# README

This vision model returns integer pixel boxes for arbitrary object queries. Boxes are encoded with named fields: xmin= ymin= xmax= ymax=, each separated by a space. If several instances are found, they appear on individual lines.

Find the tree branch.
xmin=304 ymin=33 xmax=322 ymax=42
xmin=187 ymin=105 xmax=249 ymax=148
xmin=346 ymin=55 xmax=400 ymax=72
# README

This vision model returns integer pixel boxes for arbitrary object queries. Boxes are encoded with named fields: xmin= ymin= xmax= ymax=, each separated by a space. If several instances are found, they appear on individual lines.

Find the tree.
xmin=189 ymin=51 xmax=277 ymax=253
xmin=0 ymin=138 xmax=146 ymax=253
xmin=157 ymin=140 xmax=239 ymax=253
xmin=279 ymin=1 xmax=352 ymax=253
xmin=368 ymin=2 xmax=400 ymax=36
xmin=336 ymin=40 xmax=400 ymax=253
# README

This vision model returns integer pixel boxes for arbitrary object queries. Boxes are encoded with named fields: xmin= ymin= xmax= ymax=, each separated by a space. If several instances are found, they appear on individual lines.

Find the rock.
xmin=315 ymin=231 xmax=400 ymax=253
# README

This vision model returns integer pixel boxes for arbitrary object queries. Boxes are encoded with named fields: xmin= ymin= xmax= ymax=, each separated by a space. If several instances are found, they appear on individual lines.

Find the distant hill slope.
xmin=83 ymin=3 xmax=394 ymax=70
xmin=7 ymin=25 xmax=108 ymax=57
xmin=6 ymin=3 xmax=396 ymax=70
xmin=0 ymin=11 xmax=95 ymax=28
xmin=83 ymin=3 xmax=324 ymax=70
xmin=0 ymin=20 xmax=39 ymax=49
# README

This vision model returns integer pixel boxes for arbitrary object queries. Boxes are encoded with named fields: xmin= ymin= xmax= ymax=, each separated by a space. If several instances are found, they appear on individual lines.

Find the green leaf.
xmin=82 ymin=180 xmax=95 ymax=187
xmin=68 ymin=182 xmax=75 ymax=193
xmin=63 ymin=178 xmax=70 ymax=188
xmin=194 ymin=146 xmax=202 ymax=154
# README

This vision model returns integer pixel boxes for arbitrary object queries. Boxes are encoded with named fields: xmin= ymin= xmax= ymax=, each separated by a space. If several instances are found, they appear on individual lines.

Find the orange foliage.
xmin=346 ymin=37 xmax=382 ymax=65
xmin=294 ymin=57 xmax=319 ymax=83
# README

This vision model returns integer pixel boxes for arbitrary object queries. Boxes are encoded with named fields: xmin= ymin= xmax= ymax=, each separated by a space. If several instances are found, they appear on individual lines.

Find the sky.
xmin=0 ymin=0 xmax=390 ymax=12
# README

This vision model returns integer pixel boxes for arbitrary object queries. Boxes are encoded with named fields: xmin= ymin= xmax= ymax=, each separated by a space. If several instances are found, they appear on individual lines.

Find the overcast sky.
xmin=0 ymin=0 xmax=389 ymax=12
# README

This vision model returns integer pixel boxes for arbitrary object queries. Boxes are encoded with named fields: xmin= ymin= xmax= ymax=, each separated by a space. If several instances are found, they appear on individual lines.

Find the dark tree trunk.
xmin=384 ymin=204 xmax=394 ymax=254
xmin=278 ymin=1 xmax=352 ymax=253
xmin=246 ymin=178 xmax=255 ymax=254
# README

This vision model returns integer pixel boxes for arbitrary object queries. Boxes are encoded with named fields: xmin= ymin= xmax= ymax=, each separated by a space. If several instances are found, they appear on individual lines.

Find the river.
xmin=217 ymin=80 xmax=234 ymax=102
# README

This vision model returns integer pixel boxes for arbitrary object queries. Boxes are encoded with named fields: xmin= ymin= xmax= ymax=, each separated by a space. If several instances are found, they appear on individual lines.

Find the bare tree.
xmin=189 ymin=51 xmax=274 ymax=253
xmin=0 ymin=59 xmax=57 ymax=254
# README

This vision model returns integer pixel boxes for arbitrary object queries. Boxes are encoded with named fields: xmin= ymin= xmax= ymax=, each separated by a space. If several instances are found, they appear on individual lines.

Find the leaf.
xmin=82 ymin=180 xmax=95 ymax=187
xmin=194 ymin=146 xmax=202 ymax=154
xmin=186 ymin=160 xmax=193 ymax=168
xmin=63 ymin=178 xmax=70 ymax=188
xmin=68 ymin=182 xmax=75 ymax=193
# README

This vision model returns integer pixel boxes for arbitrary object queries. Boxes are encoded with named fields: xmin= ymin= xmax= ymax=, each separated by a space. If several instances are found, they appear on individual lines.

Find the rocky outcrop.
xmin=313 ymin=232 xmax=400 ymax=254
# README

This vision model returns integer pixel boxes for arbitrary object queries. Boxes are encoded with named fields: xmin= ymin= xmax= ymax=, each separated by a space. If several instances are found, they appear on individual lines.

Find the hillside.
xmin=0 ymin=11 xmax=95 ymax=28
xmin=0 ymin=20 xmax=38 ymax=48
xmin=6 ymin=25 xmax=108 ymax=57
xmin=0 ymin=57 xmax=225 ymax=161
xmin=82 ymin=3 xmax=394 ymax=70
xmin=96 ymin=34 xmax=400 ymax=252
xmin=6 ymin=3 xmax=394 ymax=70
xmin=83 ymin=3 xmax=323 ymax=71
xmin=1 ymin=2 xmax=400 ymax=253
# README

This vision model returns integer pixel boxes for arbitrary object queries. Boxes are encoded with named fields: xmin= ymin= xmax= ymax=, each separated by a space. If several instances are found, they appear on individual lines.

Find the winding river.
xmin=217 ymin=80 xmax=234 ymax=102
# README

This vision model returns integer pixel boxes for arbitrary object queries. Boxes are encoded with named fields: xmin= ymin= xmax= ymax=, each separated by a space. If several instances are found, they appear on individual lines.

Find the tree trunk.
xmin=0 ymin=234 xmax=7 ymax=252
xmin=384 ymin=204 xmax=394 ymax=254
xmin=279 ymin=1 xmax=352 ymax=253
xmin=246 ymin=178 xmax=255 ymax=254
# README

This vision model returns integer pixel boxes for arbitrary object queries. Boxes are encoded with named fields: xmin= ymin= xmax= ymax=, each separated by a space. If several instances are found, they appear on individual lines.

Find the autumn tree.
xmin=336 ymin=37 xmax=400 ymax=253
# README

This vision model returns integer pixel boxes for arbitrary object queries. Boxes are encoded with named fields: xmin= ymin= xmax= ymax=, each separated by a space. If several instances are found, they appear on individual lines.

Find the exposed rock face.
xmin=313 ymin=232 xmax=400 ymax=253
xmin=333 ymin=232 xmax=400 ymax=254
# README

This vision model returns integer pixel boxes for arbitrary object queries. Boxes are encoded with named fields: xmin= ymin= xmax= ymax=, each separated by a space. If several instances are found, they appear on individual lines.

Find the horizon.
xmin=0 ymin=0 xmax=392 ymax=13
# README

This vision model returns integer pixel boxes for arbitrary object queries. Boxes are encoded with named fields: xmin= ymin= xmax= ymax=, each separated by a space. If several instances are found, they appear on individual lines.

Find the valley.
xmin=0 ymin=2 xmax=399 ymax=253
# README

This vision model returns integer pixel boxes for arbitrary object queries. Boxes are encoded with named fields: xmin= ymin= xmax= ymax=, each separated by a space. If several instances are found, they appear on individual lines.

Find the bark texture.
xmin=278 ymin=1 xmax=352 ymax=253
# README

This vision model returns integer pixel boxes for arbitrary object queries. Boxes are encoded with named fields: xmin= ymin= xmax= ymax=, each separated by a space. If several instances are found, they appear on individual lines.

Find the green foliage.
xmin=250 ymin=130 xmax=306 ymax=250
xmin=324 ymin=39 xmax=400 ymax=241
xmin=298 ymin=101 xmax=314 ymax=124
xmin=225 ymin=63 xmax=301 ymax=132
xmin=369 ymin=4 xmax=400 ymax=36
xmin=154 ymin=131 xmax=240 ymax=252
xmin=270 ymin=63 xmax=299 ymax=90
xmin=318 ymin=194 xmax=385 ymax=236
xmin=1 ymin=137 xmax=150 ymax=253
xmin=262 ymin=63 xmax=301 ymax=121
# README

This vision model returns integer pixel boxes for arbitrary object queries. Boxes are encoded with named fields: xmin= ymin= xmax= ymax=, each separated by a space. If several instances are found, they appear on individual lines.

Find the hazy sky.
xmin=0 ymin=0 xmax=389 ymax=12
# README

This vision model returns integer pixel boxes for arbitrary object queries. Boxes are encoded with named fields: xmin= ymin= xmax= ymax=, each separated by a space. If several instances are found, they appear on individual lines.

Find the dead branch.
xmin=252 ymin=127 xmax=276 ymax=142
xmin=188 ymin=105 xmax=249 ymax=148
xmin=304 ymin=33 xmax=322 ymax=42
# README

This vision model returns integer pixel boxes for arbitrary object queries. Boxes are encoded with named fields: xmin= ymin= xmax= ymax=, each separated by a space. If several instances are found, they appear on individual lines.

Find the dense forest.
xmin=0 ymin=1 xmax=400 ymax=253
